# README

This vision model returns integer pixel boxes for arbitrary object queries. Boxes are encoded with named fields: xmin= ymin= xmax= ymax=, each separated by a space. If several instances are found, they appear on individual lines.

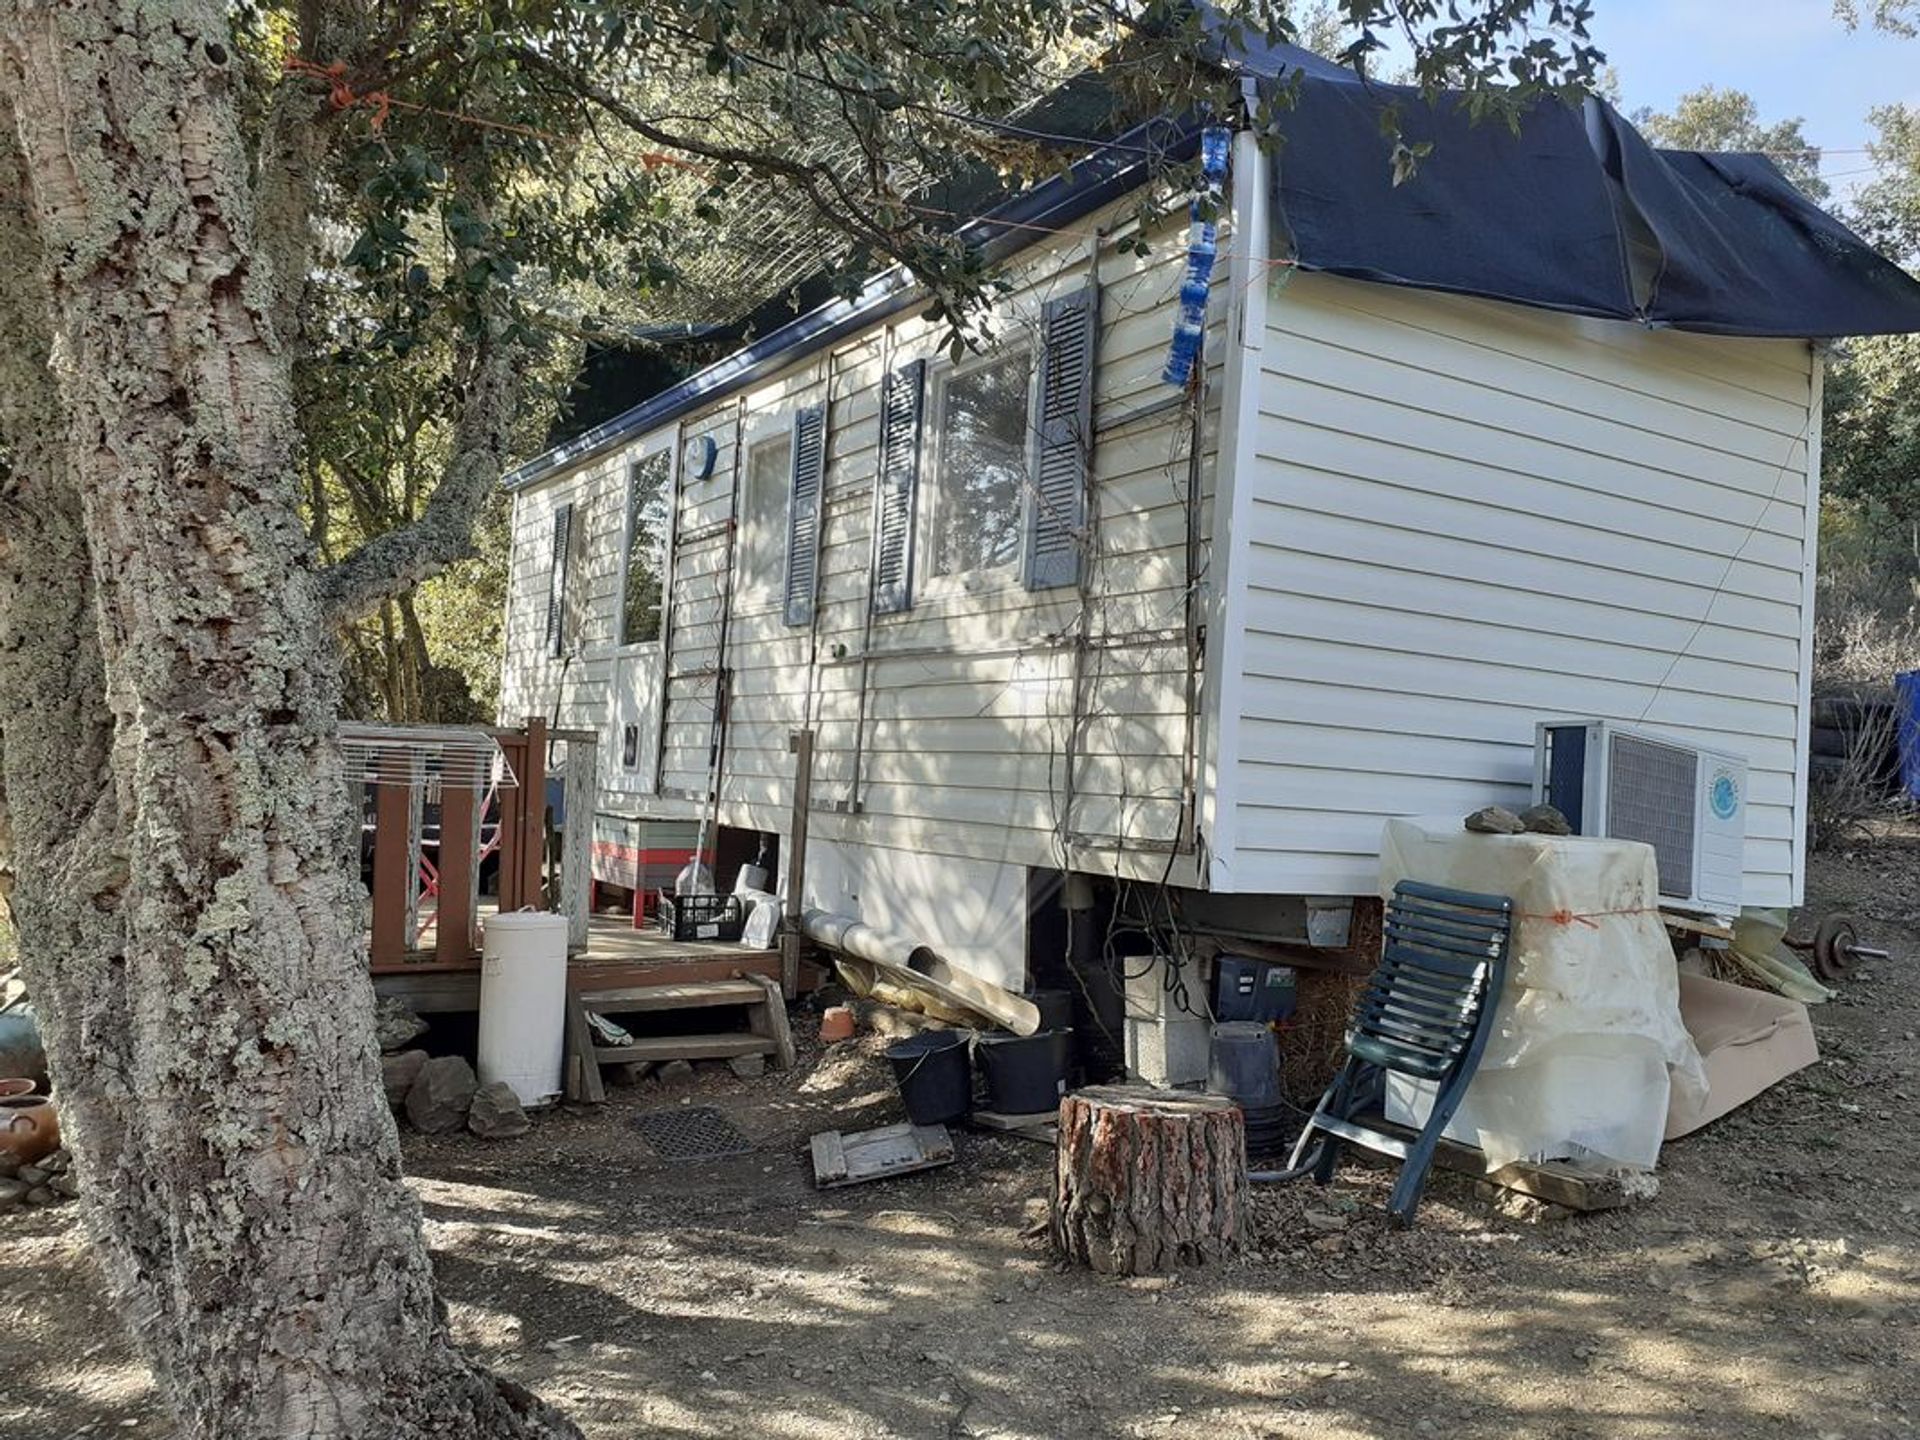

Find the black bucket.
xmin=1208 ymin=1022 xmax=1291 ymax=1158
xmin=1208 ymin=1022 xmax=1282 ymax=1108
xmin=885 ymin=1030 xmax=971 ymax=1125
xmin=973 ymin=1029 xmax=1073 ymax=1115
xmin=1026 ymin=988 xmax=1074 ymax=1032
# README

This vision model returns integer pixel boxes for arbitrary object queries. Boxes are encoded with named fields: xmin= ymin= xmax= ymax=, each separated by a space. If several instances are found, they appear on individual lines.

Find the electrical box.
xmin=1213 ymin=956 xmax=1297 ymax=1024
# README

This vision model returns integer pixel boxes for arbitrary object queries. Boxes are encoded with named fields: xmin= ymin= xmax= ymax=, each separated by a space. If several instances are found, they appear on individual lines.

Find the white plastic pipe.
xmin=800 ymin=909 xmax=1040 ymax=1036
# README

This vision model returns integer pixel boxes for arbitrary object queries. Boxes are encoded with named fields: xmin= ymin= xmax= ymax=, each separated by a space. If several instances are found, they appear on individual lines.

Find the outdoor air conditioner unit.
xmin=1532 ymin=720 xmax=1749 ymax=915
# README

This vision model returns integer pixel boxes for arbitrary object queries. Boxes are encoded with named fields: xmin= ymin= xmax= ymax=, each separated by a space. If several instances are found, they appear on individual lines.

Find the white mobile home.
xmin=499 ymin=45 xmax=1920 ymax=995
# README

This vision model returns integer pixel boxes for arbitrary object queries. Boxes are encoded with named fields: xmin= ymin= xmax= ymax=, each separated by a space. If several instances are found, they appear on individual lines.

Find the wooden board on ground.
xmin=971 ymin=1108 xmax=1059 ymax=1145
xmin=810 ymin=1122 xmax=956 ymax=1188
xmin=1661 ymin=910 xmax=1736 ymax=942
xmin=1358 ymin=1112 xmax=1645 ymax=1213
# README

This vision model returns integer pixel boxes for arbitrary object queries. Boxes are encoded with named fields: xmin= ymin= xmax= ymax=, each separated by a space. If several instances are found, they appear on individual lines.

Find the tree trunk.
xmin=1052 ymin=1085 xmax=1248 ymax=1275
xmin=0 ymin=5 xmax=575 ymax=1436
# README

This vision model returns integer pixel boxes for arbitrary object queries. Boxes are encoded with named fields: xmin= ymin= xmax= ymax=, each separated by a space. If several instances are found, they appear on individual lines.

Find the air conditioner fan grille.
xmin=1606 ymin=733 xmax=1697 ymax=899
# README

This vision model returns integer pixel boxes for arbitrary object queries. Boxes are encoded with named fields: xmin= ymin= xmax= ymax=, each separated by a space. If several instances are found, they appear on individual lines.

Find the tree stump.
xmin=1051 ymin=1085 xmax=1248 ymax=1275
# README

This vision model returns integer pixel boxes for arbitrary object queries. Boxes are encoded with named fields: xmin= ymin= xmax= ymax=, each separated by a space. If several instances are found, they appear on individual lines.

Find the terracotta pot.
xmin=818 ymin=1005 xmax=856 ymax=1044
xmin=0 ymin=1077 xmax=35 ymax=1099
xmin=0 ymin=1090 xmax=60 ymax=1166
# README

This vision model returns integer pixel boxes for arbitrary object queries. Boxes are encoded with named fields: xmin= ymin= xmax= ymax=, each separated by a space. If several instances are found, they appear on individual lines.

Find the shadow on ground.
xmin=4 ymin=845 xmax=1918 ymax=1439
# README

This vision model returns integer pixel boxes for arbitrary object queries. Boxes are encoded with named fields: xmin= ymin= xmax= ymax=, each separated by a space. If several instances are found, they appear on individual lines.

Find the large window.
xmin=742 ymin=429 xmax=793 ymax=597
xmin=927 ymin=347 xmax=1032 ymax=580
xmin=618 ymin=451 xmax=672 ymax=645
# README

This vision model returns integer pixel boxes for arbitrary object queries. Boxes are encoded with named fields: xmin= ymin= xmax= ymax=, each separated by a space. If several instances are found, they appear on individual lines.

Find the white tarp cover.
xmin=1378 ymin=818 xmax=1707 ymax=1170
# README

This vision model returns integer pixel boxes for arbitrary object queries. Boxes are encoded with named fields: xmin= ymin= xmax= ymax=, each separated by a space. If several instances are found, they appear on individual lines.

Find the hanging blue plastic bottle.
xmin=1162 ymin=127 xmax=1233 ymax=389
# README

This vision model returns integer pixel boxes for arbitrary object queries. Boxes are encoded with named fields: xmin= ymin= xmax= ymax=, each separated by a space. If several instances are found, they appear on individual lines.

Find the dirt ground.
xmin=5 ymin=845 xmax=1919 ymax=1440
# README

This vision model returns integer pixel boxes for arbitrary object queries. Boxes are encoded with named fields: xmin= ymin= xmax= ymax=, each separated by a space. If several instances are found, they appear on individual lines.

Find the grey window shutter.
xmin=1025 ymin=285 xmax=1097 ymax=590
xmin=870 ymin=359 xmax=925 ymax=615
xmin=546 ymin=502 xmax=574 ymax=656
xmin=783 ymin=404 xmax=828 ymax=627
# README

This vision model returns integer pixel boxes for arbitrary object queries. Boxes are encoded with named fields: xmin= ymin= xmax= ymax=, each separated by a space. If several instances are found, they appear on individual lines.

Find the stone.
xmin=40 ymin=1148 xmax=69 ymax=1175
xmin=15 ymin=1164 xmax=48 ymax=1186
xmin=375 ymin=995 xmax=429 ymax=1053
xmin=24 ymin=1185 xmax=57 ymax=1205
xmin=1464 ymin=805 xmax=1525 ymax=835
xmin=656 ymin=1059 xmax=696 ymax=1089
xmin=382 ymin=1048 xmax=430 ymax=1106
xmin=0 ymin=1153 xmax=17 ymax=1179
xmin=1519 ymin=803 xmax=1573 ymax=836
xmin=0 ymin=1176 xmax=27 ymax=1209
xmin=1303 ymin=1210 xmax=1349 ymax=1233
xmin=49 ymin=1174 xmax=80 ymax=1198
xmin=467 ymin=1081 xmax=532 ymax=1140
xmin=727 ymin=1053 xmax=767 ymax=1080
xmin=405 ymin=1055 xmax=479 ymax=1134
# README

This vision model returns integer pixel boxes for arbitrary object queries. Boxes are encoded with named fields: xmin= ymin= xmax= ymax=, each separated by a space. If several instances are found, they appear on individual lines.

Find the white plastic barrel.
xmin=477 ymin=911 xmax=569 ymax=1107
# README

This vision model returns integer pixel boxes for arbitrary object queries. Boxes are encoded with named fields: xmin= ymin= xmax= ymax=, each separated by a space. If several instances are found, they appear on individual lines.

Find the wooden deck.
xmin=372 ymin=909 xmax=785 ymax=1013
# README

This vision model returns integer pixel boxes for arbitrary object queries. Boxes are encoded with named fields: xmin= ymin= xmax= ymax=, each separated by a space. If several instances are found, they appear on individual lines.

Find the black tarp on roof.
xmin=1248 ymin=46 xmax=1920 ymax=339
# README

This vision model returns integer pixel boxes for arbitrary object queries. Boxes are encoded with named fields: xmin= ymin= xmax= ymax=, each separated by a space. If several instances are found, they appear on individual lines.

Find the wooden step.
xmin=564 ymin=973 xmax=796 ymax=1103
xmin=589 ymin=1033 xmax=774 ymax=1063
xmin=578 ymin=979 xmax=765 ymax=1013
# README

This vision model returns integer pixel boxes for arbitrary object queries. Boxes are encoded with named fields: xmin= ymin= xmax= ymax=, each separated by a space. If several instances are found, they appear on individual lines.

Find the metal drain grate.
xmin=634 ymin=1105 xmax=755 ymax=1162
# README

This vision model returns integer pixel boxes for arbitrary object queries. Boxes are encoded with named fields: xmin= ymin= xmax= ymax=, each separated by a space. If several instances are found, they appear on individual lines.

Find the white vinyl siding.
xmin=1215 ymin=271 xmax=1818 ymax=906
xmin=500 ymin=194 xmax=1223 ymax=984
xmin=502 ymin=154 xmax=1824 ymax=972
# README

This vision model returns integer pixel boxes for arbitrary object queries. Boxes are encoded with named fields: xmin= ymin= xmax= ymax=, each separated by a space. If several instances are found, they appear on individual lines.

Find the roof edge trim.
xmin=504 ymin=115 xmax=1203 ymax=491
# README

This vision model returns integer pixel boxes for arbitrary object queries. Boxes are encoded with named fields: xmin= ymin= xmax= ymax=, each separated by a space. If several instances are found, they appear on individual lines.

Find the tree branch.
xmin=316 ymin=307 xmax=518 ymax=623
xmin=509 ymin=46 xmax=930 ymax=278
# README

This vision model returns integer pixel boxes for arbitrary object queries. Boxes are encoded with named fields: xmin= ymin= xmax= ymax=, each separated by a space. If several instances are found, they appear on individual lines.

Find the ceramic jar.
xmin=0 ymin=1080 xmax=60 ymax=1166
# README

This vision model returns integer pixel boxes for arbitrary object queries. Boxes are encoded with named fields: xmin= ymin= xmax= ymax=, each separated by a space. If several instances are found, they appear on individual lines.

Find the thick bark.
xmin=1052 ymin=1086 xmax=1248 ymax=1275
xmin=0 ymin=6 xmax=576 ymax=1437
xmin=0 ymin=115 xmax=127 ymax=1101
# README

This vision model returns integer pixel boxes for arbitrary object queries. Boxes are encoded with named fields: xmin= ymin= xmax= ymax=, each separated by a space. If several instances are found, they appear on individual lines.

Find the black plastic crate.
xmin=657 ymin=891 xmax=746 ymax=943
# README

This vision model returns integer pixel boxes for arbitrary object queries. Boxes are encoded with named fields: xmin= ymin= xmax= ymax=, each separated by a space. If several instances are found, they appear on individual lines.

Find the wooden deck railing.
xmin=364 ymin=716 xmax=595 ymax=969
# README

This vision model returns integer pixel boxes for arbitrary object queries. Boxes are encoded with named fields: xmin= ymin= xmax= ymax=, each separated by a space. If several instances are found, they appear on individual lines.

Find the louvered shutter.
xmin=783 ymin=404 xmax=828 ymax=627
xmin=1024 ymin=285 xmax=1097 ymax=590
xmin=870 ymin=359 xmax=925 ymax=615
xmin=546 ymin=502 xmax=574 ymax=656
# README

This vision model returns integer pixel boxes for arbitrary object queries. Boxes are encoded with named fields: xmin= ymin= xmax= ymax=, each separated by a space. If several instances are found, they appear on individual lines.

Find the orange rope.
xmin=281 ymin=55 xmax=704 ymax=171
xmin=1515 ymin=906 xmax=1668 ymax=930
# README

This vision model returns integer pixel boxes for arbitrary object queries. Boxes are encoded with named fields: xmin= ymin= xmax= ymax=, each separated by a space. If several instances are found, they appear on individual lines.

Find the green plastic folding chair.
xmin=1283 ymin=879 xmax=1513 ymax=1225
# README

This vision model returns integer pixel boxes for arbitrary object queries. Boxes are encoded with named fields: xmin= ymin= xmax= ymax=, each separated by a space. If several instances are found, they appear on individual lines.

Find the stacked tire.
xmin=1809 ymin=691 xmax=1900 ymax=792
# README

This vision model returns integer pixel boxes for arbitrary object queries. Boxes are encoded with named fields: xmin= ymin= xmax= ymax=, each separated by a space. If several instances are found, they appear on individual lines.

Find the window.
xmin=618 ymin=451 xmax=672 ymax=646
xmin=927 ymin=347 xmax=1032 ymax=580
xmin=742 ymin=429 xmax=793 ymax=598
